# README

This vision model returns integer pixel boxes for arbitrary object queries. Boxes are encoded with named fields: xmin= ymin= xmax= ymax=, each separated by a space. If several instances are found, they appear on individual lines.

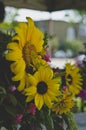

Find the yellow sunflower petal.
xmin=30 ymin=27 xmax=44 ymax=52
xmin=35 ymin=94 xmax=44 ymax=110
xmin=7 ymin=42 xmax=20 ymax=50
xmin=44 ymin=93 xmax=52 ymax=108
xmin=6 ymin=51 xmax=22 ymax=61
xmin=27 ymin=17 xmax=44 ymax=52
xmin=11 ymin=59 xmax=25 ymax=74
xmin=17 ymin=78 xmax=25 ymax=91
xmin=14 ymin=22 xmax=27 ymax=47
xmin=12 ymin=71 xmax=25 ymax=81
xmin=25 ymin=86 xmax=36 ymax=96
xmin=44 ymin=67 xmax=53 ymax=80
xmin=26 ymin=17 xmax=35 ymax=42
xmin=28 ymin=74 xmax=38 ymax=86
xmin=47 ymin=89 xmax=57 ymax=100
xmin=26 ymin=96 xmax=34 ymax=102
xmin=38 ymin=66 xmax=53 ymax=81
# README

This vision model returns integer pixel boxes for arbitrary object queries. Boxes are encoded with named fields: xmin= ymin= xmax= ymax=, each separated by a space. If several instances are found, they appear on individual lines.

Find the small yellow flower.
xmin=24 ymin=66 xmax=61 ymax=110
xmin=52 ymin=90 xmax=74 ymax=115
xmin=65 ymin=63 xmax=82 ymax=94
xmin=31 ymin=54 xmax=48 ymax=70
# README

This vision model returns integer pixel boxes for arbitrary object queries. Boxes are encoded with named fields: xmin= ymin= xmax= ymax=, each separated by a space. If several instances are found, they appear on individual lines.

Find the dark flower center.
xmin=67 ymin=74 xmax=73 ymax=85
xmin=23 ymin=43 xmax=36 ymax=66
xmin=37 ymin=81 xmax=48 ymax=94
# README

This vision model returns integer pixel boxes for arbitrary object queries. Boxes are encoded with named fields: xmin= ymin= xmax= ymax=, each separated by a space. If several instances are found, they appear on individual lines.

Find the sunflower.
xmin=52 ymin=89 xmax=74 ymax=115
xmin=5 ymin=17 xmax=44 ymax=91
xmin=24 ymin=66 xmax=61 ymax=110
xmin=65 ymin=63 xmax=82 ymax=94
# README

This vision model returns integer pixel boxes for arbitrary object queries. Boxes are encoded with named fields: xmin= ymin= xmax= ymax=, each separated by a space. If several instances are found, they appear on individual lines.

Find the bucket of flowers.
xmin=0 ymin=17 xmax=83 ymax=130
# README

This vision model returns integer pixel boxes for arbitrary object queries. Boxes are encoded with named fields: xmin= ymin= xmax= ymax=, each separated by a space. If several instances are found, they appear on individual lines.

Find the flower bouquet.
xmin=0 ymin=17 xmax=83 ymax=130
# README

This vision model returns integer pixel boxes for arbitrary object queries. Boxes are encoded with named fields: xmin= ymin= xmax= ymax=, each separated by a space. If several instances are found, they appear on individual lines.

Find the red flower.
xmin=27 ymin=103 xmax=36 ymax=115
xmin=15 ymin=114 xmax=23 ymax=124
xmin=78 ymin=89 xmax=86 ymax=99
xmin=62 ymin=86 xmax=67 ymax=91
xmin=44 ymin=54 xmax=51 ymax=62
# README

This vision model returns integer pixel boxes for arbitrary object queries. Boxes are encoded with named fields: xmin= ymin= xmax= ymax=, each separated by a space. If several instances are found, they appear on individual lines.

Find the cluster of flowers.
xmin=77 ymin=43 xmax=86 ymax=100
xmin=0 ymin=17 xmax=83 ymax=130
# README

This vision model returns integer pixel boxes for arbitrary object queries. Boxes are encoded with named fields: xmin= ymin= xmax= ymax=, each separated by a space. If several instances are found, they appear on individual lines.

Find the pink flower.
xmin=44 ymin=54 xmax=51 ymax=62
xmin=27 ymin=103 xmax=36 ymax=115
xmin=62 ymin=86 xmax=67 ymax=91
xmin=15 ymin=114 xmax=23 ymax=124
xmin=78 ymin=89 xmax=86 ymax=99
xmin=9 ymin=85 xmax=16 ymax=92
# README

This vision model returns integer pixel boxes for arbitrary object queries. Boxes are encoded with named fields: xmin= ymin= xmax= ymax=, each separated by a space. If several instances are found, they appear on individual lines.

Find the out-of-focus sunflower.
xmin=5 ymin=17 xmax=44 ymax=91
xmin=24 ymin=66 xmax=61 ymax=110
xmin=52 ymin=89 xmax=74 ymax=114
xmin=65 ymin=63 xmax=82 ymax=94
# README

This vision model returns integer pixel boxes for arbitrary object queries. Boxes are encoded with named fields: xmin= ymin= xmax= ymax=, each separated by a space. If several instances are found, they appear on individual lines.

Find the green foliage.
xmin=75 ymin=9 xmax=86 ymax=22
xmin=76 ymin=9 xmax=86 ymax=16
xmin=63 ymin=112 xmax=78 ymax=130
xmin=0 ymin=31 xmax=12 ymax=53
xmin=43 ymin=32 xmax=49 ymax=47
xmin=65 ymin=39 xmax=84 ymax=57
xmin=43 ymin=109 xmax=54 ymax=130
xmin=0 ymin=21 xmax=18 ymax=34
xmin=57 ymin=39 xmax=84 ymax=57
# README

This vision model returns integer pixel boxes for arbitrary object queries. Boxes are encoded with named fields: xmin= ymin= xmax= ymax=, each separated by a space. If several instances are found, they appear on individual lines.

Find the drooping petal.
xmin=26 ymin=96 xmax=34 ymax=102
xmin=11 ymin=59 xmax=25 ymax=74
xmin=6 ymin=51 xmax=22 ymax=61
xmin=7 ymin=42 xmax=21 ymax=50
xmin=17 ymin=77 xmax=25 ymax=91
xmin=12 ymin=71 xmax=25 ymax=81
xmin=44 ymin=93 xmax=52 ymax=108
xmin=35 ymin=94 xmax=44 ymax=110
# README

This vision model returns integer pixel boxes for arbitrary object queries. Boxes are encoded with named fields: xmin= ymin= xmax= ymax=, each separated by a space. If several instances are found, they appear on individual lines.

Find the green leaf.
xmin=0 ymin=94 xmax=6 ymax=104
xmin=54 ymin=71 xmax=65 ymax=78
xmin=8 ymin=94 xmax=17 ymax=106
xmin=43 ymin=32 xmax=48 ymax=47
xmin=4 ymin=105 xmax=17 ymax=117
xmin=0 ymin=86 xmax=6 ymax=94
xmin=44 ymin=113 xmax=54 ymax=130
